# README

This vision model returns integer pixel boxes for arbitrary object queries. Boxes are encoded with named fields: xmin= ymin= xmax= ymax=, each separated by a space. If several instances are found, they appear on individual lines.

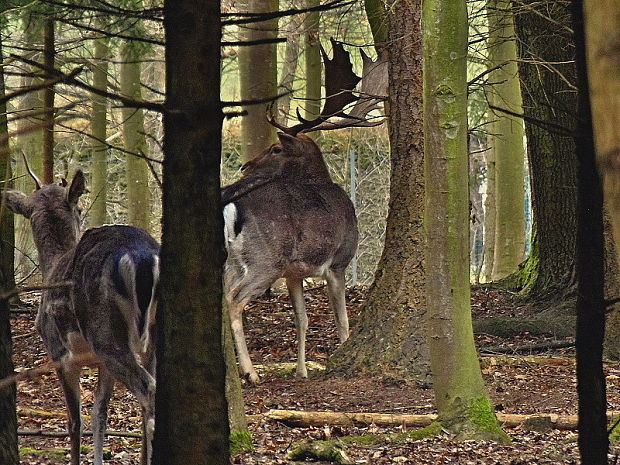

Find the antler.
xmin=22 ymin=153 xmax=42 ymax=190
xmin=269 ymin=39 xmax=387 ymax=136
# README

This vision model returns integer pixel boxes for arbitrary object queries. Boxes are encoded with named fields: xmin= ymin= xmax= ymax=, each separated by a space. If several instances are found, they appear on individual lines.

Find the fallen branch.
xmin=264 ymin=409 xmax=620 ymax=431
xmin=479 ymin=340 xmax=575 ymax=354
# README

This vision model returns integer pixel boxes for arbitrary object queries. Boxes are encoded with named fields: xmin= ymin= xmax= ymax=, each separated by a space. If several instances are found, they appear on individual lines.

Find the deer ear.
xmin=277 ymin=133 xmax=305 ymax=155
xmin=2 ymin=190 xmax=34 ymax=218
xmin=68 ymin=170 xmax=86 ymax=205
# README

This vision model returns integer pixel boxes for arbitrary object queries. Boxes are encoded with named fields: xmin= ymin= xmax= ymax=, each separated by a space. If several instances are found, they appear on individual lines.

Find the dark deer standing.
xmin=221 ymin=41 xmax=385 ymax=383
xmin=2 ymin=170 xmax=159 ymax=465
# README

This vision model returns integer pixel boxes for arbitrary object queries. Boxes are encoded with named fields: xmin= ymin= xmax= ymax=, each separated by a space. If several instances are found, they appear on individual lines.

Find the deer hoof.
xmin=245 ymin=371 xmax=261 ymax=384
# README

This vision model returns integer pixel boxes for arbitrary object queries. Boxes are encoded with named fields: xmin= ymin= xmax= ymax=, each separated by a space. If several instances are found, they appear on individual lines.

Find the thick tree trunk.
xmin=572 ymin=0 xmax=608 ymax=462
xmin=423 ymin=0 xmax=507 ymax=441
xmin=89 ymin=32 xmax=109 ymax=227
xmin=328 ymin=0 xmax=430 ymax=380
xmin=304 ymin=0 xmax=321 ymax=120
xmin=585 ymin=0 xmax=620 ymax=360
xmin=514 ymin=0 xmax=578 ymax=298
xmin=238 ymin=0 xmax=278 ymax=163
xmin=154 ymin=1 xmax=230 ymax=463
xmin=487 ymin=0 xmax=526 ymax=281
xmin=0 ymin=31 xmax=18 ymax=465
xmin=42 ymin=18 xmax=54 ymax=184
xmin=120 ymin=41 xmax=151 ymax=232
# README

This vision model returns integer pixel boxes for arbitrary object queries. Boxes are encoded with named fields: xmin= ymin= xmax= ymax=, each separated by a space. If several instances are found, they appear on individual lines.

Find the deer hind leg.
xmin=286 ymin=277 xmax=308 ymax=378
xmin=56 ymin=365 xmax=82 ymax=465
xmin=92 ymin=366 xmax=114 ymax=465
xmin=325 ymin=269 xmax=349 ymax=343
xmin=227 ymin=271 xmax=277 ymax=384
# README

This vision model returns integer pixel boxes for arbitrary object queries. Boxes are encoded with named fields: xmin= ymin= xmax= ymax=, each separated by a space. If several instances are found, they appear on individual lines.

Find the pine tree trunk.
xmin=304 ymin=0 xmax=321 ymax=120
xmin=155 ymin=0 xmax=230 ymax=463
xmin=487 ymin=0 xmax=526 ymax=281
xmin=0 ymin=30 xmax=18 ymax=465
xmin=328 ymin=0 xmax=430 ymax=380
xmin=42 ymin=18 xmax=54 ymax=184
xmin=238 ymin=0 xmax=278 ymax=163
xmin=423 ymin=0 xmax=507 ymax=441
xmin=90 ymin=32 xmax=109 ymax=227
xmin=514 ymin=0 xmax=578 ymax=298
xmin=120 ymin=41 xmax=151 ymax=232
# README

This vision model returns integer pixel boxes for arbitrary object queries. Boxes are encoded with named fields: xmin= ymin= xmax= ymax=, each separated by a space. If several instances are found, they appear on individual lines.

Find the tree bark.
xmin=482 ymin=144 xmax=496 ymax=282
xmin=514 ymin=0 xmax=578 ymax=298
xmin=154 ymin=1 xmax=229 ymax=463
xmin=0 ymin=29 xmax=18 ymax=465
xmin=487 ymin=0 xmax=526 ymax=281
xmin=328 ymin=0 xmax=430 ymax=380
xmin=120 ymin=38 xmax=151 ymax=232
xmin=572 ymin=0 xmax=608 ymax=461
xmin=89 ymin=30 xmax=109 ymax=227
xmin=277 ymin=6 xmax=303 ymax=124
xmin=238 ymin=0 xmax=278 ymax=163
xmin=423 ymin=0 xmax=507 ymax=441
xmin=304 ymin=0 xmax=321 ymax=120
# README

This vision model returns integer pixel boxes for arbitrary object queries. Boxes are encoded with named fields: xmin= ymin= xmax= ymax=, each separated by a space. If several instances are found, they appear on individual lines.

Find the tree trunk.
xmin=572 ymin=0 xmax=608 ymax=461
xmin=328 ymin=0 xmax=430 ymax=380
xmin=154 ymin=1 xmax=229 ymax=464
xmin=482 ymin=144 xmax=496 ymax=282
xmin=487 ymin=0 xmax=526 ymax=281
xmin=585 ymin=0 xmax=620 ymax=361
xmin=238 ymin=0 xmax=278 ymax=163
xmin=120 ymin=40 xmax=151 ymax=232
xmin=423 ymin=0 xmax=507 ymax=441
xmin=277 ymin=6 xmax=303 ymax=124
xmin=89 ymin=31 xmax=109 ymax=227
xmin=42 ymin=18 xmax=54 ymax=184
xmin=514 ymin=0 xmax=578 ymax=298
xmin=364 ymin=0 xmax=388 ymax=48
xmin=304 ymin=0 xmax=321 ymax=120
xmin=0 ymin=30 xmax=18 ymax=465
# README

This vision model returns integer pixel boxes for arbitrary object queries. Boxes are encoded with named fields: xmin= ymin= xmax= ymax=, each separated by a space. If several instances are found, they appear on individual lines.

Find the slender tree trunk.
xmin=329 ymin=0 xmax=430 ymax=380
xmin=42 ymin=18 xmax=54 ymax=184
xmin=238 ymin=0 xmax=278 ymax=163
xmin=120 ymin=40 xmax=151 ymax=232
xmin=487 ymin=0 xmax=526 ymax=280
xmin=572 ymin=0 xmax=608 ymax=462
xmin=155 ymin=0 xmax=229 ymax=463
xmin=277 ymin=6 xmax=303 ymax=123
xmin=585 ymin=0 xmax=620 ymax=360
xmin=0 ymin=30 xmax=18 ymax=465
xmin=90 ymin=32 xmax=109 ymax=227
xmin=514 ymin=0 xmax=578 ymax=298
xmin=364 ymin=0 xmax=388 ymax=47
xmin=304 ymin=0 xmax=321 ymax=120
xmin=482 ymin=145 xmax=496 ymax=282
xmin=423 ymin=0 xmax=508 ymax=441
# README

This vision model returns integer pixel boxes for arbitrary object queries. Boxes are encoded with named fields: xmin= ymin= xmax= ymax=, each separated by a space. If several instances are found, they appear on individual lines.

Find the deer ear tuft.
xmin=277 ymin=133 xmax=304 ymax=155
xmin=68 ymin=170 xmax=86 ymax=205
xmin=2 ymin=190 xmax=34 ymax=218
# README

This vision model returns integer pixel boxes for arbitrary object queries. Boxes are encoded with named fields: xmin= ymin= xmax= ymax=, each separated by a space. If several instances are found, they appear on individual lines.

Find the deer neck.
xmin=31 ymin=220 xmax=79 ymax=279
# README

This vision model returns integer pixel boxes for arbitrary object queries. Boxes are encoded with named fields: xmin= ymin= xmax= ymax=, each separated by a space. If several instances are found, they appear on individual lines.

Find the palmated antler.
xmin=268 ymin=39 xmax=387 ymax=136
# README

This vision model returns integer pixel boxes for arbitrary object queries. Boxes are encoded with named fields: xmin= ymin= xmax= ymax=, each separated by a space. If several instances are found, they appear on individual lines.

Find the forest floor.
xmin=9 ymin=285 xmax=620 ymax=464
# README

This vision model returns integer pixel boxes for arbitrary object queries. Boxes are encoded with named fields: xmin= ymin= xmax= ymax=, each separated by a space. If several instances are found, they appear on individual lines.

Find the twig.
xmin=18 ymin=428 xmax=142 ymax=439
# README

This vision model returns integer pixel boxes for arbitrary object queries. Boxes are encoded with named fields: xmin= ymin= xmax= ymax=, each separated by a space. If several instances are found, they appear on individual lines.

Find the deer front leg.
xmin=325 ymin=269 xmax=349 ymax=343
xmin=228 ymin=298 xmax=260 ymax=384
xmin=56 ymin=365 xmax=82 ymax=465
xmin=286 ymin=277 xmax=308 ymax=378
xmin=92 ymin=366 xmax=114 ymax=465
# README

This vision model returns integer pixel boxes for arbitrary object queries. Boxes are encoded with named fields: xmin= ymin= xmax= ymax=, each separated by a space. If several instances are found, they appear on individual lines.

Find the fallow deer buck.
xmin=2 ymin=169 xmax=159 ymax=465
xmin=221 ymin=40 xmax=386 ymax=384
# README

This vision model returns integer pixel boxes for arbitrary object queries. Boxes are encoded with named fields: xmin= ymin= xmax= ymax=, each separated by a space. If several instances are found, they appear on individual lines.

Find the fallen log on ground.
xmin=18 ymin=428 xmax=141 ymax=439
xmin=264 ymin=409 xmax=620 ymax=431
